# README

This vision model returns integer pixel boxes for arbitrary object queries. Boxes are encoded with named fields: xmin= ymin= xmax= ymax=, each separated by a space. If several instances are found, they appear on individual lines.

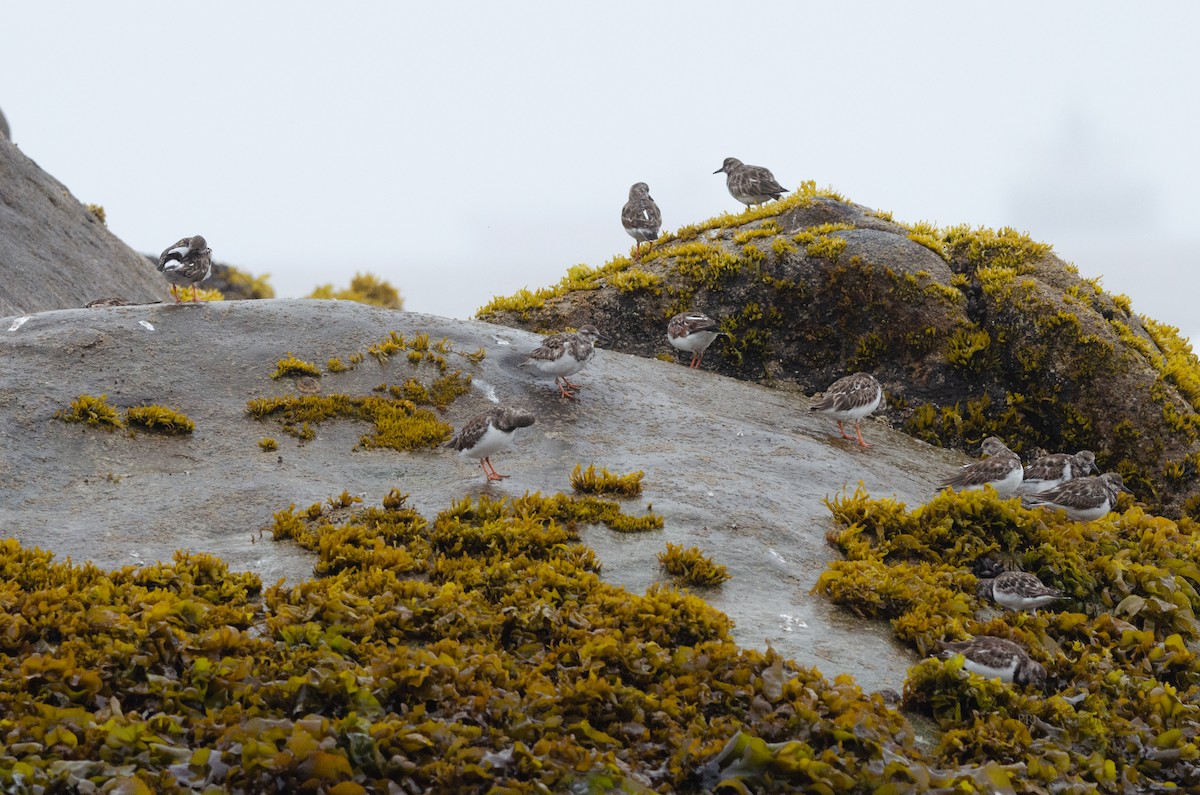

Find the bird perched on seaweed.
xmin=157 ymin=235 xmax=212 ymax=303
xmin=976 ymin=571 xmax=1066 ymax=612
xmin=713 ymin=157 xmax=788 ymax=208
xmin=1022 ymin=472 xmax=1129 ymax=522
xmin=446 ymin=406 xmax=535 ymax=482
xmin=621 ymin=182 xmax=661 ymax=261
xmin=667 ymin=312 xmax=723 ymax=369
xmin=938 ymin=636 xmax=1047 ymax=688
xmin=519 ymin=325 xmax=606 ymax=399
xmin=938 ymin=436 xmax=1023 ymax=496
xmin=1018 ymin=449 xmax=1097 ymax=495
xmin=809 ymin=373 xmax=884 ymax=448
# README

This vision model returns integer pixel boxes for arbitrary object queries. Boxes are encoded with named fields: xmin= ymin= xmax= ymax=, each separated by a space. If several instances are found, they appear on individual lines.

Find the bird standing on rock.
xmin=447 ymin=406 xmax=535 ymax=482
xmin=714 ymin=157 xmax=787 ymax=208
xmin=157 ymin=235 xmax=212 ymax=303
xmin=621 ymin=182 xmax=662 ymax=261
xmin=667 ymin=312 xmax=723 ymax=369
xmin=519 ymin=325 xmax=606 ymax=399
xmin=809 ymin=372 xmax=884 ymax=448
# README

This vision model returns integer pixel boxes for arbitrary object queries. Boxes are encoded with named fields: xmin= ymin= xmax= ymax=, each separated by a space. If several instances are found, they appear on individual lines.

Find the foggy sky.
xmin=3 ymin=1 xmax=1198 ymax=341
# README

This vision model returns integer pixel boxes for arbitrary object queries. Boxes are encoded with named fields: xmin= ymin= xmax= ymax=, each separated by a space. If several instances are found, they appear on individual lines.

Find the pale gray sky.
xmin=4 ymin=1 xmax=1198 ymax=340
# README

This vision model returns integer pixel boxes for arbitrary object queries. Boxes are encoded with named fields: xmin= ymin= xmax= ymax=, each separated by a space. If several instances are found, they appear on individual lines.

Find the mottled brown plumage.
xmin=621 ymin=182 xmax=662 ymax=261
xmin=666 ymin=312 xmax=722 ymax=368
xmin=1019 ymin=449 xmax=1097 ymax=495
xmin=977 ymin=571 xmax=1065 ymax=611
xmin=809 ymin=372 xmax=883 ymax=448
xmin=157 ymin=235 xmax=212 ymax=303
xmin=520 ymin=325 xmax=605 ymax=398
xmin=713 ymin=157 xmax=787 ymax=207
xmin=939 ymin=636 xmax=1047 ymax=688
xmin=1022 ymin=472 xmax=1128 ymax=522
xmin=447 ymin=406 xmax=535 ymax=481
xmin=938 ymin=437 xmax=1023 ymax=496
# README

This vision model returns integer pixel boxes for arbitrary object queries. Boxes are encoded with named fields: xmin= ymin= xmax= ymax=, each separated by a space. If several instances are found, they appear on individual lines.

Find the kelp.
xmin=816 ymin=485 xmax=1200 ymax=790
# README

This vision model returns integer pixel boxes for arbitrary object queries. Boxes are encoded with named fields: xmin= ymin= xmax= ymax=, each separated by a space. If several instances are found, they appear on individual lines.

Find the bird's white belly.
xmin=1019 ymin=476 xmax=1065 ymax=495
xmin=1064 ymin=501 xmax=1112 ymax=522
xmin=529 ymin=355 xmax=586 ymax=378
xmin=668 ymin=330 xmax=718 ymax=354
xmin=994 ymin=590 xmax=1059 ymax=610
xmin=961 ymin=657 xmax=1018 ymax=683
xmin=460 ymin=425 xmax=515 ymax=460
xmin=626 ymin=227 xmax=658 ymax=243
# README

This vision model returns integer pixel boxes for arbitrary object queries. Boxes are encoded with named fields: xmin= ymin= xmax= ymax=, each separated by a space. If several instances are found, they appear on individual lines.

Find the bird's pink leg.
xmin=555 ymin=377 xmax=578 ymax=399
xmin=170 ymin=285 xmax=182 ymax=303
xmin=854 ymin=422 xmax=872 ymax=448
xmin=481 ymin=457 xmax=509 ymax=481
xmin=837 ymin=420 xmax=854 ymax=440
xmin=191 ymin=284 xmax=200 ymax=303
xmin=690 ymin=352 xmax=703 ymax=369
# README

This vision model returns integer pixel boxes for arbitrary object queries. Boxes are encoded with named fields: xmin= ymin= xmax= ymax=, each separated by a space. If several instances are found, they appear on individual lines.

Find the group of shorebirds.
xmin=154 ymin=157 xmax=1117 ymax=691
xmin=449 ymin=156 xmax=792 ymax=480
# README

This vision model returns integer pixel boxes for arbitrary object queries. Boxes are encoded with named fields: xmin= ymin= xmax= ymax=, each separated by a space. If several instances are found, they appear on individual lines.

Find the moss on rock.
xmin=477 ymin=186 xmax=1200 ymax=516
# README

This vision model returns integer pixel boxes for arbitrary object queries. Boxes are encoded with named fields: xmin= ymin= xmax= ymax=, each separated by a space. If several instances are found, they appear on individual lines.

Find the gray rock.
xmin=0 ymin=137 xmax=172 ymax=316
xmin=0 ymin=106 xmax=9 ymax=141
xmin=0 ymin=298 xmax=969 ymax=693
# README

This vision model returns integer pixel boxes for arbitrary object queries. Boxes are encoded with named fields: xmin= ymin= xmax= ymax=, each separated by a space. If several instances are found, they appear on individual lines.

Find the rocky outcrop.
xmin=0 ymin=298 xmax=971 ymax=693
xmin=479 ymin=186 xmax=1200 ymax=517
xmin=0 ymin=135 xmax=172 ymax=315
xmin=0 ymin=105 xmax=9 ymax=141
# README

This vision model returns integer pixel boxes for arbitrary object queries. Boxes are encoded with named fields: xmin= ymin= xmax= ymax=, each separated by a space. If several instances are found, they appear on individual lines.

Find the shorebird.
xmin=976 ymin=571 xmax=1066 ymax=612
xmin=809 ymin=372 xmax=884 ymax=448
xmin=1021 ymin=472 xmax=1129 ymax=522
xmin=157 ymin=235 xmax=212 ymax=303
xmin=520 ymin=325 xmax=606 ymax=399
xmin=1018 ymin=449 xmax=1097 ymax=495
xmin=713 ymin=157 xmax=787 ymax=208
xmin=667 ymin=312 xmax=723 ymax=369
xmin=938 ymin=437 xmax=1024 ymax=497
xmin=446 ymin=406 xmax=535 ymax=482
xmin=938 ymin=636 xmax=1047 ymax=688
xmin=621 ymin=182 xmax=662 ymax=261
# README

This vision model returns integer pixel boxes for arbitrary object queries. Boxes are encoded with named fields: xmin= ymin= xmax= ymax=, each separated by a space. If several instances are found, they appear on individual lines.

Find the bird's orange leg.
xmin=854 ymin=422 xmax=872 ymax=448
xmin=837 ymin=420 xmax=854 ymax=441
xmin=170 ymin=285 xmax=181 ymax=303
xmin=481 ymin=458 xmax=509 ymax=481
xmin=690 ymin=352 xmax=702 ymax=369
xmin=555 ymin=377 xmax=578 ymax=399
xmin=191 ymin=284 xmax=200 ymax=303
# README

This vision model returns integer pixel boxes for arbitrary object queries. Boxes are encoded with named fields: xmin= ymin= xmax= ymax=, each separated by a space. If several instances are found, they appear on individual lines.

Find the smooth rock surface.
xmin=0 ymin=136 xmax=172 ymax=315
xmin=0 ymin=299 xmax=969 ymax=693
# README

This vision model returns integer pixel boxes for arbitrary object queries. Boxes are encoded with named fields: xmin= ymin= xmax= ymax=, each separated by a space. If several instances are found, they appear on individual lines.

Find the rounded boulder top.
xmin=0 ymin=105 xmax=9 ymax=141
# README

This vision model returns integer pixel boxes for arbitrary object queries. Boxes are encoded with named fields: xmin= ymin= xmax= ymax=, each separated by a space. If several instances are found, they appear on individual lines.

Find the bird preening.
xmin=157 ymin=235 xmax=213 ymax=303
xmin=621 ymin=182 xmax=662 ymax=261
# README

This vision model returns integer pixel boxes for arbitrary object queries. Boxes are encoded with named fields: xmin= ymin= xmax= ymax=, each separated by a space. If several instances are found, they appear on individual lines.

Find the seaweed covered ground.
xmin=3 ymin=484 xmax=1198 ymax=792
xmin=816 ymin=486 xmax=1200 ymax=792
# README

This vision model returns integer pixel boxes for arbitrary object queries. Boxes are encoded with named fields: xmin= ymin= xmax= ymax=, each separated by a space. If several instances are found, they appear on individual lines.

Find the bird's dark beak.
xmin=712 ymin=167 xmax=723 ymax=174
xmin=596 ymin=334 xmax=611 ymax=346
